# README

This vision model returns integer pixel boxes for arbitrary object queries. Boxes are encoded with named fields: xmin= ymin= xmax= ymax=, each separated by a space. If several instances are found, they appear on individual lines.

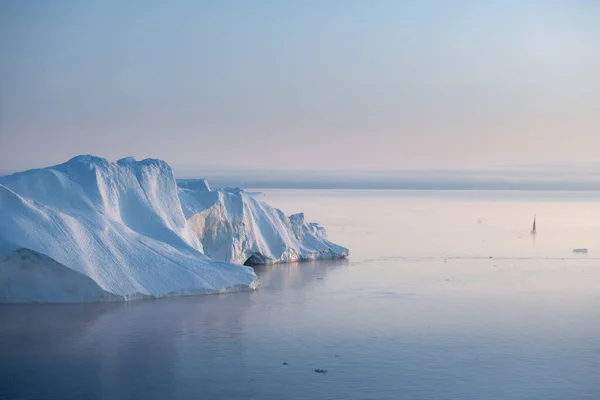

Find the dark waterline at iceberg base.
xmin=1 ymin=190 xmax=599 ymax=400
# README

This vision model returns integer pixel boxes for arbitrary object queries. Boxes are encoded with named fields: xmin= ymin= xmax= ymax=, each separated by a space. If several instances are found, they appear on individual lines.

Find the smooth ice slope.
xmin=178 ymin=182 xmax=349 ymax=265
xmin=0 ymin=156 xmax=258 ymax=303
xmin=0 ymin=249 xmax=121 ymax=303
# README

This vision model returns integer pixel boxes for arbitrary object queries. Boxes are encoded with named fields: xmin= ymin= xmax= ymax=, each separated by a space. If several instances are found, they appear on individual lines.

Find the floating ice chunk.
xmin=573 ymin=248 xmax=589 ymax=254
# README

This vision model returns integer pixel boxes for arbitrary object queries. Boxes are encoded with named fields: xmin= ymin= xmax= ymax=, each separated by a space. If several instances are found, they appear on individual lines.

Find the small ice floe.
xmin=573 ymin=248 xmax=589 ymax=254
xmin=314 ymin=369 xmax=328 ymax=373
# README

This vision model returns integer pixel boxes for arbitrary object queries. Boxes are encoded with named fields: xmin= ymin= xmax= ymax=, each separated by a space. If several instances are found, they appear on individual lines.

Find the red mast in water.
xmin=531 ymin=215 xmax=536 ymax=235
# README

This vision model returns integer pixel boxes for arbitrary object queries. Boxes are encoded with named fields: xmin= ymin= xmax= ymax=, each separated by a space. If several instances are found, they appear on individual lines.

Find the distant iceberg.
xmin=177 ymin=178 xmax=211 ymax=192
xmin=0 ymin=156 xmax=347 ymax=304
xmin=177 ymin=180 xmax=349 ymax=265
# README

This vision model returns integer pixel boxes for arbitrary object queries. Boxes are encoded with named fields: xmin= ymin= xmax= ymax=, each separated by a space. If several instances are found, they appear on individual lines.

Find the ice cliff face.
xmin=0 ymin=156 xmax=258 ymax=303
xmin=178 ymin=182 xmax=349 ymax=265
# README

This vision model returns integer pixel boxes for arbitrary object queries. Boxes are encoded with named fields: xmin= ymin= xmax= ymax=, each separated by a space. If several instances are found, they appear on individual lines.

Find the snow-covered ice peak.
xmin=289 ymin=213 xmax=305 ymax=224
xmin=116 ymin=156 xmax=138 ymax=164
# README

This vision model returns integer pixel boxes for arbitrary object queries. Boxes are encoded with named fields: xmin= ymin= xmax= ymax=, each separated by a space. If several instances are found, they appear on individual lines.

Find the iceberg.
xmin=177 ymin=178 xmax=211 ymax=192
xmin=0 ymin=156 xmax=258 ymax=303
xmin=0 ymin=156 xmax=348 ymax=304
xmin=177 ymin=180 xmax=349 ymax=265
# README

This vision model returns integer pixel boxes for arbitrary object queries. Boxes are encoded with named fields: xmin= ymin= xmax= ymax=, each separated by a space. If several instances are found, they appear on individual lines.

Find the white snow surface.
xmin=0 ymin=156 xmax=258 ymax=303
xmin=177 ymin=181 xmax=349 ymax=265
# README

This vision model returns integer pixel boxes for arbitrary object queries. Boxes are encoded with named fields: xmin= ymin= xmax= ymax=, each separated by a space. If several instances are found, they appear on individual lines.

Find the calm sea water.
xmin=1 ymin=190 xmax=599 ymax=400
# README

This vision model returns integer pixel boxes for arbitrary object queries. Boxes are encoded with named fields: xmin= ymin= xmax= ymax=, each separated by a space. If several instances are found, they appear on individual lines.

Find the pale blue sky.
xmin=1 ymin=0 xmax=599 ymax=172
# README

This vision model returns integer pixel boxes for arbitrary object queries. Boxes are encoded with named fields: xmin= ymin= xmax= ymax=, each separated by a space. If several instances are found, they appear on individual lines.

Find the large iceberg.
xmin=177 ymin=182 xmax=349 ymax=265
xmin=0 ymin=156 xmax=258 ymax=303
